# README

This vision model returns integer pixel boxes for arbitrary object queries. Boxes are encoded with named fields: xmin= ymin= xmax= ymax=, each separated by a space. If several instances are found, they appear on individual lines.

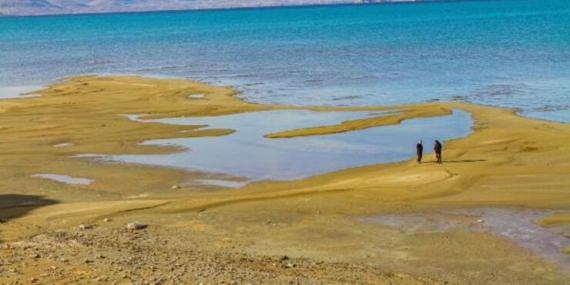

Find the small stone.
xmin=30 ymin=277 xmax=38 ymax=283
xmin=126 ymin=221 xmax=148 ymax=230
xmin=30 ymin=253 xmax=40 ymax=259
xmin=285 ymin=263 xmax=295 ymax=268
xmin=79 ymin=224 xmax=92 ymax=230
xmin=171 ymin=185 xmax=181 ymax=190
xmin=84 ymin=259 xmax=94 ymax=264
xmin=104 ymin=218 xmax=112 ymax=222
xmin=477 ymin=219 xmax=485 ymax=223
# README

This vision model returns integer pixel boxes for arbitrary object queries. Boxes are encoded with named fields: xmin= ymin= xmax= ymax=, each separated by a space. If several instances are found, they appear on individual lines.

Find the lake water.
xmin=1 ymin=0 xmax=569 ymax=122
xmin=1 ymin=0 xmax=567 ymax=182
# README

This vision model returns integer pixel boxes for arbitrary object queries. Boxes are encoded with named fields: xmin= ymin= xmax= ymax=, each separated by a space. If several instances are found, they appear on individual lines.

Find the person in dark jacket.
xmin=416 ymin=140 xmax=423 ymax=164
xmin=434 ymin=140 xmax=443 ymax=164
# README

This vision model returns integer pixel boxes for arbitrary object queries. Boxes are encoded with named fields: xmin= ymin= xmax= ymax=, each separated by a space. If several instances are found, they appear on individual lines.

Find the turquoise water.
xmin=1 ymin=0 xmax=569 ymax=122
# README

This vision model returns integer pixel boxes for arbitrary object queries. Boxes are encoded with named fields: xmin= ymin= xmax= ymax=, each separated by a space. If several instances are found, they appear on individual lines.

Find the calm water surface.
xmin=107 ymin=110 xmax=472 ymax=181
xmin=0 ymin=0 xmax=569 ymax=122
xmin=31 ymin=174 xmax=94 ymax=185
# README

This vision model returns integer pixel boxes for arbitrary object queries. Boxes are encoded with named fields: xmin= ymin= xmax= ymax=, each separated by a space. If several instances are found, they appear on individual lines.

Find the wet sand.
xmin=0 ymin=75 xmax=569 ymax=284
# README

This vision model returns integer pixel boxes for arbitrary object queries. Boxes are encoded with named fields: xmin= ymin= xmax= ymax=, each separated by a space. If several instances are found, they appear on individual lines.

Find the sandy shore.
xmin=0 ymin=75 xmax=569 ymax=284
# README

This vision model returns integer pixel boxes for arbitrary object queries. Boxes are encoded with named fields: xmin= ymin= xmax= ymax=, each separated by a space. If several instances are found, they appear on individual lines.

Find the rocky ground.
xmin=0 ymin=219 xmax=450 ymax=285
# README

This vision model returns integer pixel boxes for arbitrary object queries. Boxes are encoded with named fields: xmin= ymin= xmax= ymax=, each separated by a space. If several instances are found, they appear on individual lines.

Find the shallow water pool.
xmin=31 ymin=174 xmax=94 ymax=185
xmin=105 ymin=109 xmax=472 ymax=184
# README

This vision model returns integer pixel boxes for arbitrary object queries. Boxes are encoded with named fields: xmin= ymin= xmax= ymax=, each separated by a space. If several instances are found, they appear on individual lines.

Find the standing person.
xmin=434 ymin=140 xmax=443 ymax=164
xmin=416 ymin=140 xmax=423 ymax=164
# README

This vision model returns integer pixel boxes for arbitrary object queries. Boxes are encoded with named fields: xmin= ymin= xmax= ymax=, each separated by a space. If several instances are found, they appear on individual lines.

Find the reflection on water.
xmin=107 ymin=109 xmax=472 ymax=182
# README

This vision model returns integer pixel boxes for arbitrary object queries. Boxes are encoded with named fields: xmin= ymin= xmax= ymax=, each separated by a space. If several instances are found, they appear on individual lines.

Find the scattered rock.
xmin=171 ymin=185 xmax=181 ymax=190
xmin=126 ymin=221 xmax=148 ymax=230
xmin=104 ymin=218 xmax=112 ymax=222
xmin=477 ymin=219 xmax=485 ymax=223
xmin=79 ymin=224 xmax=93 ymax=230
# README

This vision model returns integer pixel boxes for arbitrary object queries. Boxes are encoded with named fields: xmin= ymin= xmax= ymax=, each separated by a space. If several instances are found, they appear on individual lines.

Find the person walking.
xmin=434 ymin=140 xmax=443 ymax=164
xmin=416 ymin=140 xmax=423 ymax=164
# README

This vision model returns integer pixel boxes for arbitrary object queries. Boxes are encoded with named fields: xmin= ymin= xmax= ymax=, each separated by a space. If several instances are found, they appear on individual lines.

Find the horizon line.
xmin=0 ymin=0 xmax=495 ymax=18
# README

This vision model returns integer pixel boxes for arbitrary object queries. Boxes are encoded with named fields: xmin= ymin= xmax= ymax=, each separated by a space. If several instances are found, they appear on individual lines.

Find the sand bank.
xmin=1 ymin=75 xmax=569 ymax=284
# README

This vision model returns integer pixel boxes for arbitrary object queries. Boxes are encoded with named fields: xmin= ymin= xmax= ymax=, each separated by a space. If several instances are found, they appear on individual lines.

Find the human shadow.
xmin=442 ymin=159 xmax=487 ymax=163
xmin=422 ymin=159 xmax=487 ymax=164
xmin=0 ymin=194 xmax=59 ymax=243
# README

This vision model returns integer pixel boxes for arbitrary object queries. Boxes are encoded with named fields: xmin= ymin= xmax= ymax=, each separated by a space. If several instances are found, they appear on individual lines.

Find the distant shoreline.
xmin=0 ymin=0 xmax=483 ymax=18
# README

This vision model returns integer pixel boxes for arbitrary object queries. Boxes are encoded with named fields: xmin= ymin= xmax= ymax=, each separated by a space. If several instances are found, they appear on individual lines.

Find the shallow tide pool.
xmin=31 ymin=174 xmax=94 ymax=185
xmin=100 ymin=109 xmax=473 ymax=184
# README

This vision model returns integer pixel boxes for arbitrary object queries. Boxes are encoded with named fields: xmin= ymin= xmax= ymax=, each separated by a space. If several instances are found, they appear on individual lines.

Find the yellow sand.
xmin=1 ymin=75 xmax=569 ymax=284
xmin=536 ymin=212 xmax=570 ymax=225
